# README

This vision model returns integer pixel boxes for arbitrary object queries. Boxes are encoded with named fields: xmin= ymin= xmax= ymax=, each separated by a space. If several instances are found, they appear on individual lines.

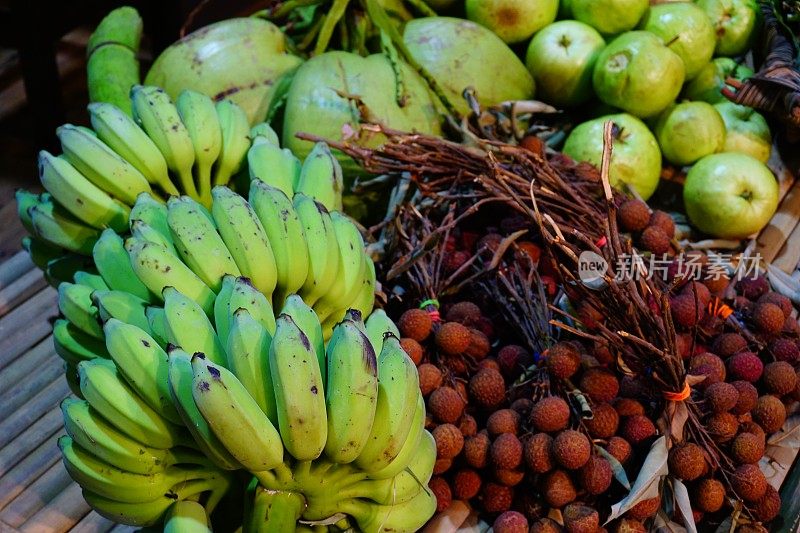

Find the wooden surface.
xmin=0 ymin=251 xmax=134 ymax=533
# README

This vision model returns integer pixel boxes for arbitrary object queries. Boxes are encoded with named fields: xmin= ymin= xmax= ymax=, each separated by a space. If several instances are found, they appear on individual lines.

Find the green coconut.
xmin=403 ymin=17 xmax=535 ymax=115
xmin=282 ymin=51 xmax=442 ymax=171
xmin=145 ymin=18 xmax=303 ymax=125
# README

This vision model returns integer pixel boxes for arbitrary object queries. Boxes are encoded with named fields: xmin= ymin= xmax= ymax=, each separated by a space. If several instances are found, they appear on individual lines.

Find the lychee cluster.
xmin=617 ymin=201 xmax=675 ymax=256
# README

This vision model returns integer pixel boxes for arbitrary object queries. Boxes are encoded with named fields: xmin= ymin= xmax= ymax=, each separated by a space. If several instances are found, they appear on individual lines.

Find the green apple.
xmin=593 ymin=31 xmax=685 ymax=118
xmin=638 ymin=2 xmax=716 ymax=80
xmin=654 ymin=102 xmax=726 ymax=165
xmin=571 ymin=0 xmax=649 ymax=36
xmin=682 ymin=58 xmax=753 ymax=103
xmin=563 ymin=113 xmax=662 ymax=199
xmin=684 ymin=153 xmax=778 ymax=238
xmin=714 ymin=102 xmax=772 ymax=163
xmin=403 ymin=17 xmax=535 ymax=115
xmin=466 ymin=0 xmax=558 ymax=44
xmin=525 ymin=21 xmax=605 ymax=107
xmin=697 ymin=0 xmax=760 ymax=56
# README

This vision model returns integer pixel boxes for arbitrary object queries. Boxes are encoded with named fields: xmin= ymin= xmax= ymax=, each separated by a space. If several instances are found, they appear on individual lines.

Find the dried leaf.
xmin=672 ymin=479 xmax=698 ymax=533
xmin=762 ymin=412 xmax=800 ymax=488
xmin=596 ymin=445 xmax=631 ymax=490
xmin=606 ymin=436 xmax=669 ymax=524
xmin=653 ymin=511 xmax=688 ymax=533
xmin=423 ymin=500 xmax=472 ymax=533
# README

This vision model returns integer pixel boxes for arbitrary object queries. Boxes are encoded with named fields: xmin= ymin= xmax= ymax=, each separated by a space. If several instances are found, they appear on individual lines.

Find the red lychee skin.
xmin=428 ymin=386 xmax=465 ymax=423
xmin=418 ymin=363 xmax=443 ymax=396
xmin=531 ymin=396 xmax=571 ymax=433
xmin=580 ymin=369 xmax=620 ymax=403
xmin=464 ymin=329 xmax=491 ymax=360
xmin=640 ymin=226 xmax=670 ymax=255
xmin=546 ymin=343 xmax=581 ymax=379
xmin=453 ymin=468 xmax=482 ymax=500
xmin=584 ymin=403 xmax=620 ymax=438
xmin=621 ymin=415 xmax=656 ymax=445
xmin=481 ymin=482 xmax=514 ymax=513
xmin=650 ymin=210 xmax=675 ymax=238
xmin=445 ymin=301 xmax=481 ymax=326
xmin=762 ymin=361 xmax=798 ymax=395
xmin=524 ymin=433 xmax=555 ymax=473
xmin=429 ymin=476 xmax=452 ymax=512
xmin=398 ymin=308 xmax=433 ymax=342
xmin=618 ymin=199 xmax=651 ymax=232
xmin=671 ymin=294 xmax=705 ymax=328
xmin=435 ymin=322 xmax=472 ymax=355
xmin=464 ymin=432 xmax=490 ymax=469
xmin=736 ymin=276 xmax=769 ymax=299
xmin=727 ymin=352 xmax=764 ymax=382
xmin=487 ymin=409 xmax=521 ymax=437
xmin=757 ymin=292 xmax=793 ymax=318
xmin=433 ymin=423 xmax=465 ymax=460
xmin=553 ymin=430 xmax=591 ymax=470
xmin=497 ymin=345 xmax=530 ymax=380
xmin=493 ymin=511 xmax=529 ymax=533
xmin=469 ymin=368 xmax=506 ymax=408
xmin=606 ymin=436 xmax=632 ymax=465
xmin=752 ymin=302 xmax=785 ymax=335
xmin=459 ymin=413 xmax=478 ymax=437
xmin=681 ymin=281 xmax=712 ymax=306
xmin=579 ymin=455 xmax=613 ymax=495
xmin=712 ymin=333 xmax=748 ymax=358
xmin=730 ymin=380 xmax=759 ymax=415
xmin=400 ymin=338 xmax=424 ymax=365
xmin=768 ymin=338 xmax=800 ymax=363
xmin=626 ymin=496 xmax=661 ymax=520
xmin=491 ymin=433 xmax=523 ymax=470
xmin=543 ymin=469 xmax=577 ymax=508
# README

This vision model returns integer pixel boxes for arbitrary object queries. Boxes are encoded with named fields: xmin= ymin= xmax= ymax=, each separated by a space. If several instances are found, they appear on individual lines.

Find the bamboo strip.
xmin=0 ymin=408 xmax=63 ymax=478
xmin=1 ymin=336 xmax=55 ymax=389
xmin=0 ymin=379 xmax=69 ymax=450
xmin=0 ymin=461 xmax=72 ymax=528
xmin=0 ymin=357 xmax=64 ymax=414
xmin=0 ymin=252 xmax=34 ymax=290
xmin=0 ymin=288 xmax=58 ymax=371
xmin=0 ymin=433 xmax=62 ymax=510
xmin=0 ymin=269 xmax=48 ymax=318
xmin=70 ymin=511 xmax=115 ymax=533
xmin=19 ymin=481 xmax=89 ymax=533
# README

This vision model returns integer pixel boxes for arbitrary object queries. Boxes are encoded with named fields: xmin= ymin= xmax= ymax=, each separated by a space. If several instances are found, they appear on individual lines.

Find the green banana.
xmin=92 ymin=289 xmax=151 ymax=333
xmin=83 ymin=474 xmax=230 ymax=527
xmin=226 ymin=308 xmax=278 ymax=424
xmin=146 ymin=306 xmax=169 ymax=347
xmin=364 ymin=309 xmax=400 ymax=357
xmin=93 ymin=229 xmax=153 ymax=301
xmin=279 ymin=295 xmax=325 ymax=387
xmin=365 ymin=393 xmax=426 ymax=481
xmin=53 ymin=318 xmax=109 ymax=365
xmin=246 ymin=485 xmax=306 ymax=533
xmin=211 ymin=186 xmax=278 ymax=299
xmin=61 ymin=398 xmax=201 ymax=475
xmin=78 ymin=358 xmax=189 ymax=449
xmin=131 ymin=85 xmax=198 ymax=198
xmin=39 ymin=150 xmax=129 ymax=231
xmin=228 ymin=276 xmax=276 ymax=335
xmin=323 ymin=319 xmax=378 ymax=464
xmin=294 ymin=194 xmax=340 ymax=307
xmin=354 ymin=335 xmax=419 ymax=474
xmin=191 ymin=353 xmax=284 ymax=471
xmin=167 ymin=349 xmax=242 ymax=471
xmin=65 ymin=361 xmax=84 ymax=398
xmin=57 ymin=123 xmax=152 ymax=205
xmin=58 ymin=282 xmax=103 ymax=338
xmin=129 ymin=193 xmax=173 ymax=245
xmin=269 ymin=314 xmax=327 ymax=461
xmin=214 ymin=274 xmax=236 ymax=348
xmin=213 ymin=99 xmax=252 ymax=187
xmin=348 ymin=257 xmax=376 ymax=321
xmin=340 ymin=483 xmax=436 ymax=533
xmin=296 ymin=142 xmax=343 ymax=213
xmin=104 ymin=318 xmax=182 ymax=424
xmin=130 ymin=218 xmax=177 ymax=254
xmin=48 ymin=254 xmax=97 ymax=286
xmin=74 ymin=271 xmax=109 ymax=291
xmin=247 ymin=138 xmax=300 ymax=199
xmin=250 ymin=123 xmax=280 ymax=146
xmin=125 ymin=237 xmax=216 ymax=315
xmin=249 ymin=181 xmax=309 ymax=310
xmin=164 ymin=500 xmax=213 ymax=533
xmin=88 ymin=102 xmax=179 ymax=196
xmin=29 ymin=198 xmax=102 ymax=255
xmin=312 ymin=212 xmax=366 ymax=323
xmin=176 ymin=90 xmax=222 ymax=207
xmin=163 ymin=286 xmax=227 ymax=367
xmin=167 ymin=195 xmax=240 ymax=292
xmin=22 ymin=235 xmax=64 ymax=272
xmin=16 ymin=189 xmax=40 ymax=234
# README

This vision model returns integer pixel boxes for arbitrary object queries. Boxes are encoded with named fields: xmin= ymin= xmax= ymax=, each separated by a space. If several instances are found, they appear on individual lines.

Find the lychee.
xmin=613 ymin=398 xmax=645 ymax=417
xmin=428 ymin=386 xmax=465 ymax=423
xmin=400 ymin=338 xmax=424 ymax=365
xmin=671 ymin=294 xmax=704 ymax=328
xmin=445 ymin=301 xmax=481 ymax=325
xmin=464 ymin=328 xmax=491 ymax=360
xmin=418 ymin=363 xmax=443 ymax=396
xmin=752 ymin=395 xmax=786 ymax=433
xmin=433 ymin=423 xmax=464 ymax=460
xmin=732 ymin=464 xmax=767 ymax=502
xmin=510 ymin=397 xmax=533 ymax=417
xmin=694 ymin=479 xmax=725 ymax=513
xmin=584 ymin=403 xmax=619 ymax=438
xmin=757 ymin=292 xmax=792 ymax=318
xmin=464 ymin=432 xmax=490 ymax=468
xmin=706 ymin=412 xmax=738 ymax=442
xmin=491 ymin=433 xmax=523 ymax=470
xmin=493 ymin=511 xmax=529 ymax=533
xmin=606 ymin=436 xmax=632 ymax=465
xmin=727 ymin=352 xmax=763 ymax=382
xmin=580 ymin=369 xmax=620 ymax=403
xmin=621 ymin=415 xmax=656 ymax=445
xmin=429 ymin=476 xmax=451 ymax=512
xmin=626 ymin=496 xmax=661 ymax=520
xmin=530 ymin=518 xmax=564 ymax=533
xmin=435 ymin=322 xmax=472 ymax=355
xmin=553 ymin=430 xmax=591 ymax=470
xmin=668 ymin=443 xmax=706 ymax=481
xmin=546 ymin=342 xmax=581 ymax=379
xmin=768 ymin=338 xmax=799 ymax=363
xmin=753 ymin=484 xmax=781 ymax=522
xmin=762 ymin=361 xmax=797 ymax=395
xmin=459 ymin=413 xmax=478 ymax=437
xmin=469 ymin=368 xmax=505 ymax=408
xmin=524 ymin=433 xmax=555 ymax=473
xmin=731 ymin=380 xmax=759 ymax=415
xmin=494 ymin=468 xmax=525 ymax=487
xmin=737 ymin=277 xmax=769 ymax=299
xmin=752 ymin=302 xmax=785 ymax=335
xmin=618 ymin=199 xmax=650 ymax=232
xmin=487 ymin=409 xmax=520 ymax=437
xmin=482 ymin=482 xmax=513 ymax=513
xmin=453 ymin=468 xmax=482 ymax=500
xmin=712 ymin=333 xmax=748 ymax=358
xmin=705 ymin=382 xmax=739 ymax=412
xmin=579 ymin=455 xmax=613 ymax=495
xmin=433 ymin=458 xmax=452 ymax=474
xmin=543 ymin=470 xmax=577 ymax=508
xmin=681 ymin=281 xmax=712 ymax=306
xmin=731 ymin=432 xmax=765 ymax=465
xmin=640 ymin=226 xmax=670 ymax=255
xmin=649 ymin=210 xmax=675 ymax=238
xmin=398 ymin=308 xmax=432 ymax=342
xmin=497 ymin=345 xmax=529 ymax=379
xmin=615 ymin=519 xmax=647 ymax=533
xmin=563 ymin=503 xmax=599 ymax=533
xmin=531 ymin=396 xmax=571 ymax=433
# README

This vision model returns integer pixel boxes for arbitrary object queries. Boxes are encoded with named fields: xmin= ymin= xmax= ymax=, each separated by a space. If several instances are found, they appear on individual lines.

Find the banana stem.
xmin=169 ymin=446 xmax=219 ymax=468
xmin=314 ymin=0 xmax=351 ymax=55
xmin=176 ymin=168 xmax=200 ymax=200
xmin=195 ymin=165 xmax=213 ymax=208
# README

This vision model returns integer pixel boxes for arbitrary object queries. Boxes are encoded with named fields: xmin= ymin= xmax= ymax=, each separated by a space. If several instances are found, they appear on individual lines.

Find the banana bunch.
xmin=58 ymin=318 xmax=235 ymax=527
